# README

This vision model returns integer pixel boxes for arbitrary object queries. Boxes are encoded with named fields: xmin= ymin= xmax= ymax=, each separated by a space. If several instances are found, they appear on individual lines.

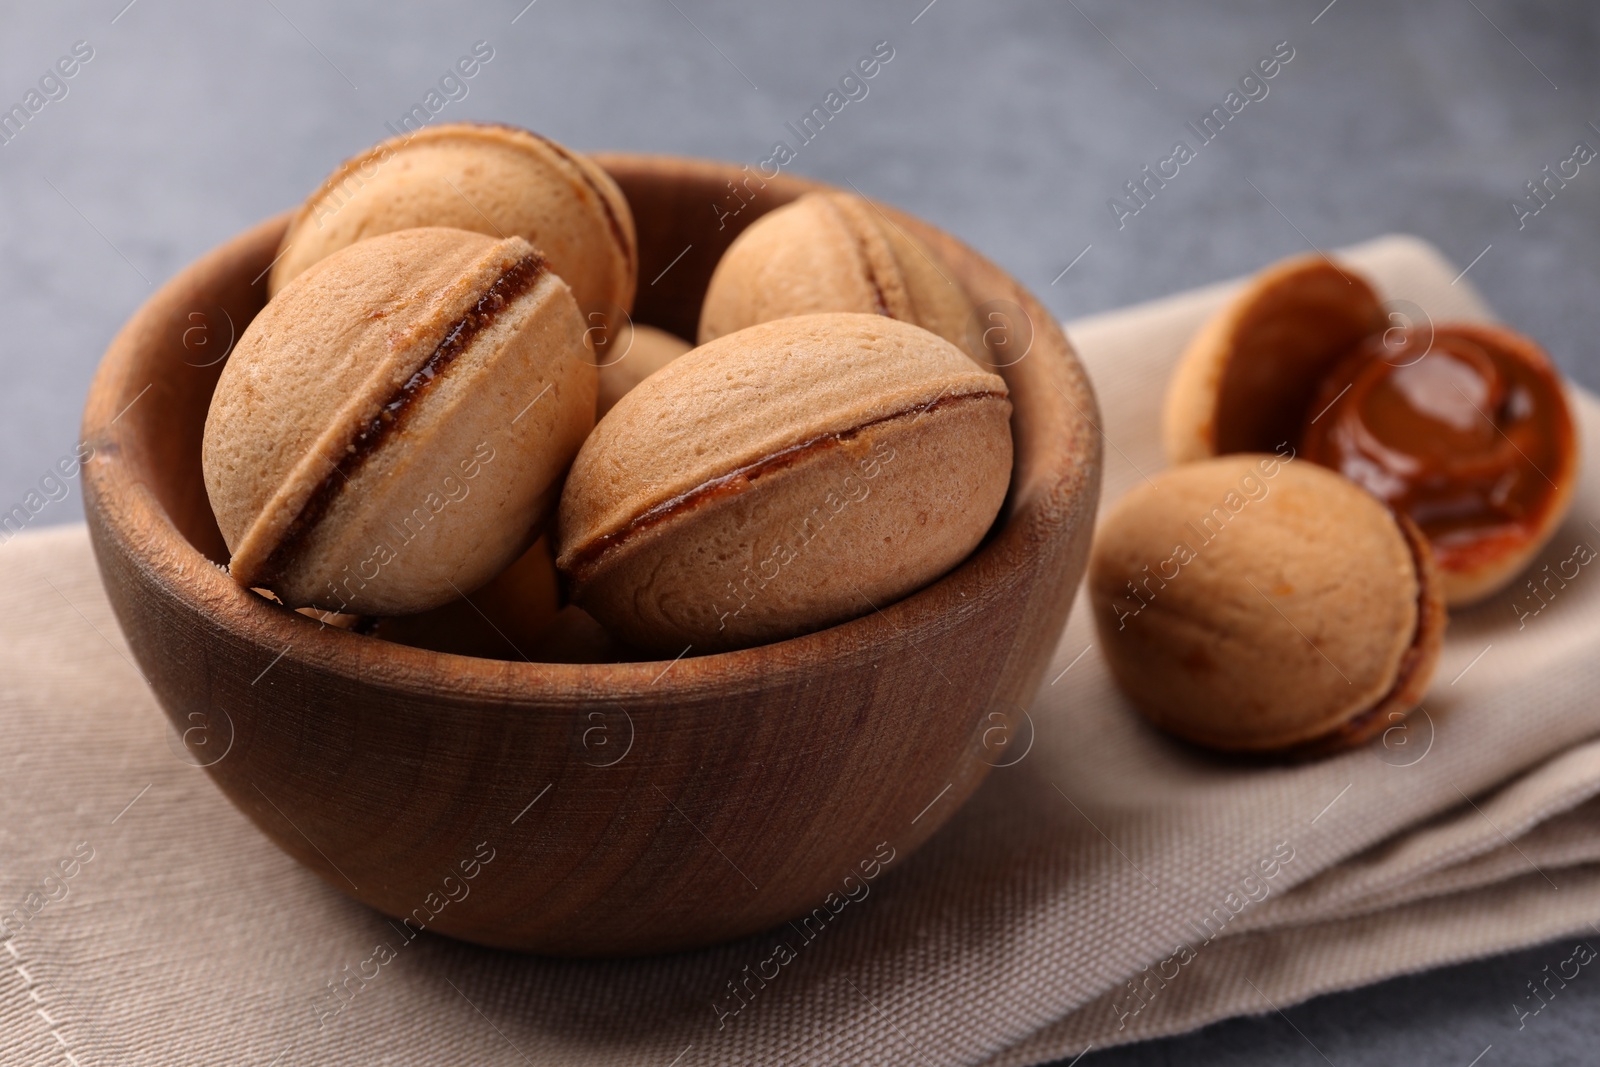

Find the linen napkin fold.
xmin=1 ymin=235 xmax=1596 ymax=1067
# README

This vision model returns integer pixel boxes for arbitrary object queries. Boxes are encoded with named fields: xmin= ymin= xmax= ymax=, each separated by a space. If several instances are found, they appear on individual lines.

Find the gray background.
xmin=3 ymin=0 xmax=1598 ymax=1062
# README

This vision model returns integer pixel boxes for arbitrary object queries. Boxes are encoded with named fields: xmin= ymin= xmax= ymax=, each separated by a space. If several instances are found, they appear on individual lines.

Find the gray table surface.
xmin=3 ymin=1 xmax=1598 ymax=1063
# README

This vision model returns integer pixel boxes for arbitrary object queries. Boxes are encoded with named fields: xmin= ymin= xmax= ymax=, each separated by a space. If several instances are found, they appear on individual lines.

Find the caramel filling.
xmin=566 ymin=390 xmax=1008 ymax=579
xmin=257 ymin=254 xmax=547 ymax=584
xmin=1299 ymin=326 xmax=1571 ymax=576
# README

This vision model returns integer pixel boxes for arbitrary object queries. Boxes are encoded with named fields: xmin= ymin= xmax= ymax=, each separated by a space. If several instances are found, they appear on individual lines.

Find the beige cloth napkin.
xmin=3 ymin=235 xmax=1597 ymax=1066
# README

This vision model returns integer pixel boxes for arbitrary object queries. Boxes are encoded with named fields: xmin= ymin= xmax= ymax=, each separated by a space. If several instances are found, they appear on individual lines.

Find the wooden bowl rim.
xmin=82 ymin=152 xmax=1099 ymax=704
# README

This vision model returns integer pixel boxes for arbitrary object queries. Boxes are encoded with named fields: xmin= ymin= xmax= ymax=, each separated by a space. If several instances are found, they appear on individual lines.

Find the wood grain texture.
xmin=79 ymin=154 xmax=1103 ymax=956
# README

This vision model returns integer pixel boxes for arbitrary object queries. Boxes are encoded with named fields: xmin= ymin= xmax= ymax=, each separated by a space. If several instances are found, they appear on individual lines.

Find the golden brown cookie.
xmin=268 ymin=122 xmax=636 ymax=316
xmin=1090 ymin=455 xmax=1445 ymax=754
xmin=360 ymin=537 xmax=562 ymax=659
xmin=527 ymin=605 xmax=632 ymax=664
xmin=594 ymin=322 xmax=692 ymax=419
xmin=557 ymin=313 xmax=1013 ymax=654
xmin=698 ymin=192 xmax=977 ymax=360
xmin=204 ymin=227 xmax=596 ymax=615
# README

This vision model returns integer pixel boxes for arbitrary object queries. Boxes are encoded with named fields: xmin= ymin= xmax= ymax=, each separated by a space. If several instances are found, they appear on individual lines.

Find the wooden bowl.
xmin=81 ymin=154 xmax=1102 ymax=956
